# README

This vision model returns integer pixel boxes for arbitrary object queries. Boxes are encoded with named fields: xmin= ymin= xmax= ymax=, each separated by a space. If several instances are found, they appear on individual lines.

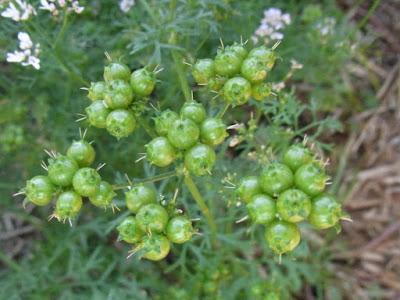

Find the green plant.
xmin=1 ymin=1 xmax=359 ymax=298
xmin=15 ymin=40 xmax=348 ymax=266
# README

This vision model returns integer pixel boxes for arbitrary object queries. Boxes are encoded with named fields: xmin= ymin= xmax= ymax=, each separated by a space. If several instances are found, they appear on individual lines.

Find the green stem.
xmin=356 ymin=0 xmax=381 ymax=30
xmin=54 ymin=12 xmax=69 ymax=48
xmin=330 ymin=135 xmax=354 ymax=195
xmin=138 ymin=116 xmax=157 ymax=138
xmin=113 ymin=171 xmax=177 ymax=190
xmin=183 ymin=173 xmax=217 ymax=240
xmin=295 ymin=120 xmax=326 ymax=135
xmin=0 ymin=249 xmax=22 ymax=273
xmin=217 ymin=103 xmax=230 ymax=119
xmin=171 ymin=50 xmax=192 ymax=102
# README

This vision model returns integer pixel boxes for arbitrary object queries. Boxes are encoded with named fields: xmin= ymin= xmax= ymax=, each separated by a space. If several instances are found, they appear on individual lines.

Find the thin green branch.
xmin=356 ymin=0 xmax=381 ymax=30
xmin=54 ymin=13 xmax=69 ymax=48
xmin=217 ymin=103 xmax=230 ymax=119
xmin=171 ymin=50 xmax=192 ymax=102
xmin=113 ymin=171 xmax=177 ymax=190
xmin=183 ymin=173 xmax=217 ymax=240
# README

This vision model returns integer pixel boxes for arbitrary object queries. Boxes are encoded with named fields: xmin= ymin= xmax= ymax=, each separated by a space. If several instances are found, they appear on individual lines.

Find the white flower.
xmin=39 ymin=0 xmax=84 ymax=16
xmin=6 ymin=32 xmax=40 ymax=70
xmin=6 ymin=51 xmax=26 ymax=63
xmin=70 ymin=1 xmax=84 ymax=14
xmin=270 ymin=32 xmax=283 ymax=40
xmin=272 ymin=82 xmax=285 ymax=91
xmin=58 ymin=0 xmax=66 ymax=7
xmin=252 ymin=7 xmax=291 ymax=44
xmin=290 ymin=59 xmax=303 ymax=70
xmin=315 ymin=17 xmax=336 ymax=37
xmin=18 ymin=32 xmax=33 ymax=50
xmin=39 ymin=0 xmax=58 ymax=15
xmin=1 ymin=0 xmax=36 ymax=21
xmin=119 ymin=0 xmax=135 ymax=13
xmin=23 ymin=55 xmax=41 ymax=69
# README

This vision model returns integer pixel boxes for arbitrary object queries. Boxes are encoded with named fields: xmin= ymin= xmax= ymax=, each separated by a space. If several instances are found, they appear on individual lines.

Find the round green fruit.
xmin=184 ymin=144 xmax=216 ymax=176
xmin=87 ymin=81 xmax=107 ymax=101
xmin=141 ymin=234 xmax=171 ymax=261
xmin=309 ymin=194 xmax=343 ymax=229
xmin=117 ymin=216 xmax=143 ymax=244
xmin=248 ymin=46 xmax=276 ymax=70
xmin=283 ymin=144 xmax=313 ymax=171
xmin=226 ymin=43 xmax=248 ymax=61
xmin=166 ymin=216 xmax=193 ymax=244
xmin=48 ymin=155 xmax=79 ymax=187
xmin=125 ymin=184 xmax=157 ymax=214
xmin=104 ymin=80 xmax=134 ymax=109
xmin=106 ymin=109 xmax=136 ymax=139
xmin=236 ymin=176 xmax=262 ymax=203
xmin=200 ymin=118 xmax=227 ymax=147
xmin=154 ymin=109 xmax=179 ymax=136
xmin=25 ymin=175 xmax=55 ymax=206
xmin=223 ymin=77 xmax=252 ymax=106
xmin=207 ymin=76 xmax=228 ymax=91
xmin=55 ymin=190 xmax=83 ymax=219
xmin=85 ymin=101 xmax=111 ymax=129
xmin=67 ymin=140 xmax=96 ymax=167
xmin=265 ymin=220 xmax=301 ymax=254
xmin=260 ymin=162 xmax=293 ymax=196
xmin=167 ymin=118 xmax=200 ymax=150
xmin=251 ymin=82 xmax=272 ymax=101
xmin=104 ymin=62 xmax=131 ymax=82
xmin=130 ymin=68 xmax=156 ymax=96
xmin=89 ymin=181 xmax=115 ymax=208
xmin=192 ymin=59 xmax=215 ymax=84
xmin=294 ymin=163 xmax=328 ymax=196
xmin=136 ymin=203 xmax=169 ymax=233
xmin=214 ymin=49 xmax=242 ymax=77
xmin=146 ymin=137 xmax=176 ymax=168
xmin=180 ymin=102 xmax=206 ymax=124
xmin=241 ymin=57 xmax=267 ymax=83
xmin=247 ymin=194 xmax=276 ymax=224
xmin=72 ymin=167 xmax=101 ymax=197
xmin=277 ymin=189 xmax=311 ymax=222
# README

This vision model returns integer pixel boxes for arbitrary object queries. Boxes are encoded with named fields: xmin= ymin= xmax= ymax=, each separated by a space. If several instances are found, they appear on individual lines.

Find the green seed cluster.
xmin=236 ymin=144 xmax=345 ymax=255
xmin=196 ymin=264 xmax=231 ymax=297
xmin=145 ymin=101 xmax=228 ymax=176
xmin=192 ymin=42 xmax=276 ymax=105
xmin=84 ymin=62 xmax=157 ymax=139
xmin=250 ymin=282 xmax=280 ymax=300
xmin=117 ymin=184 xmax=194 ymax=261
xmin=23 ymin=140 xmax=115 ymax=222
xmin=0 ymin=124 xmax=24 ymax=153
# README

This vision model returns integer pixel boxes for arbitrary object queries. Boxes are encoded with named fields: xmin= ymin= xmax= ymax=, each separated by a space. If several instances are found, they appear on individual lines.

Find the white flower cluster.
xmin=119 ymin=0 xmax=135 ymax=13
xmin=315 ymin=17 xmax=336 ymax=37
xmin=39 ymin=0 xmax=84 ymax=16
xmin=6 ymin=32 xmax=41 ymax=70
xmin=1 ymin=0 xmax=36 ymax=21
xmin=252 ymin=8 xmax=291 ymax=44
